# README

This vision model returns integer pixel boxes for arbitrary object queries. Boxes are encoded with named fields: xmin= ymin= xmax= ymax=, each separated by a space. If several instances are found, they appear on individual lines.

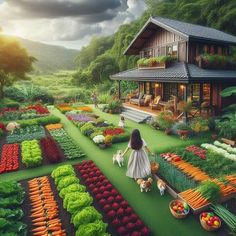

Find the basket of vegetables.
xmin=169 ymin=199 xmax=190 ymax=219
xmin=200 ymin=212 xmax=221 ymax=231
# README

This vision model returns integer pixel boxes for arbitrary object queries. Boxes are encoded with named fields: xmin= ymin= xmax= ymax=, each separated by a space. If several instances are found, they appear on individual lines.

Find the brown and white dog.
xmin=157 ymin=179 xmax=166 ymax=196
xmin=137 ymin=178 xmax=153 ymax=192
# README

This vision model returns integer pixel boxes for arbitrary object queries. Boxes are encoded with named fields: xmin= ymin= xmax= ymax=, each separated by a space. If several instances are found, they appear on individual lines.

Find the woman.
xmin=91 ymin=91 xmax=98 ymax=108
xmin=122 ymin=129 xmax=154 ymax=179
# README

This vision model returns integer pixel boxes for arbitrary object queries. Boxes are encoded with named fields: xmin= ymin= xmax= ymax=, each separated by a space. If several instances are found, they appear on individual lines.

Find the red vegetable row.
xmin=185 ymin=145 xmax=206 ymax=159
xmin=75 ymin=161 xmax=151 ymax=236
xmin=27 ymin=104 xmax=49 ymax=114
xmin=40 ymin=137 xmax=62 ymax=163
xmin=0 ymin=143 xmax=19 ymax=174
xmin=103 ymin=128 xmax=125 ymax=136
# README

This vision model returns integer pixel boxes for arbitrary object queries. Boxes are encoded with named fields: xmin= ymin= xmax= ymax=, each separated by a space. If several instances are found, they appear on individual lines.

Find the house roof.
xmin=124 ymin=17 xmax=236 ymax=55
xmin=110 ymin=62 xmax=236 ymax=83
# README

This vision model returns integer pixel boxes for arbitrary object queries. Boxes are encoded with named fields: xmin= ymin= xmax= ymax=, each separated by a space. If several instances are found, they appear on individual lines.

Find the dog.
xmin=137 ymin=178 xmax=153 ymax=192
xmin=157 ymin=179 xmax=166 ymax=196
xmin=112 ymin=150 xmax=124 ymax=167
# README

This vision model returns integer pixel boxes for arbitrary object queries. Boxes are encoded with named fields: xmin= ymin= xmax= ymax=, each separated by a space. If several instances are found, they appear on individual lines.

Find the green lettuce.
xmin=51 ymin=165 xmax=75 ymax=184
xmin=59 ymin=184 xmax=86 ymax=199
xmin=75 ymin=220 xmax=108 ymax=236
xmin=64 ymin=192 xmax=93 ymax=215
xmin=73 ymin=206 xmax=102 ymax=229
xmin=57 ymin=176 xmax=79 ymax=191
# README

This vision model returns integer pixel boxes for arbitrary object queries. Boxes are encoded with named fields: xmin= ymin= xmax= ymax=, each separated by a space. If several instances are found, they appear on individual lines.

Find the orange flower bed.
xmin=45 ymin=123 xmax=63 ymax=131
xmin=170 ymin=159 xmax=210 ymax=182
xmin=77 ymin=106 xmax=93 ymax=112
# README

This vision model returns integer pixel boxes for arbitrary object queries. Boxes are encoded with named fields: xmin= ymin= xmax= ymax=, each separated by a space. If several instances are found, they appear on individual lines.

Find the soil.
xmin=20 ymin=175 xmax=75 ymax=236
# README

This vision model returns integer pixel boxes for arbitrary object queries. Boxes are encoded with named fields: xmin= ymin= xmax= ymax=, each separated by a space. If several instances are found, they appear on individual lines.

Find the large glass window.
xmin=191 ymin=84 xmax=200 ymax=106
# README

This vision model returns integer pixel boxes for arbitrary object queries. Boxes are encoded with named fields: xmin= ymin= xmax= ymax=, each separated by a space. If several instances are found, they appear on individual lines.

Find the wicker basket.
xmin=169 ymin=200 xmax=189 ymax=219
xmin=199 ymin=214 xmax=221 ymax=231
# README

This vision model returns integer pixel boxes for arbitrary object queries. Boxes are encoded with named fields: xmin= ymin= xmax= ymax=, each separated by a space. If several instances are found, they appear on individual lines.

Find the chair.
xmin=150 ymin=96 xmax=161 ymax=110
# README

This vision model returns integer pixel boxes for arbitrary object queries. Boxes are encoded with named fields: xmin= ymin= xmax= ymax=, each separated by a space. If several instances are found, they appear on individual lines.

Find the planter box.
xmin=178 ymin=192 xmax=236 ymax=215
xmin=138 ymin=62 xmax=168 ymax=70
xmin=197 ymin=58 xmax=235 ymax=70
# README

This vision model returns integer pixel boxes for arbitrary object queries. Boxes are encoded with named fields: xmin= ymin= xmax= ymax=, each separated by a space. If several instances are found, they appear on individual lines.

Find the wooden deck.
xmin=123 ymin=102 xmax=163 ymax=116
xmin=123 ymin=102 xmax=211 ymax=119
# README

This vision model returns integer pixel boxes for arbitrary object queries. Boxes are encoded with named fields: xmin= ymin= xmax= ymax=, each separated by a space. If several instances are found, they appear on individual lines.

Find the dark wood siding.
xmin=140 ymin=27 xmax=186 ymax=58
xmin=188 ymin=42 xmax=230 ymax=63
xmin=178 ymin=42 xmax=187 ymax=62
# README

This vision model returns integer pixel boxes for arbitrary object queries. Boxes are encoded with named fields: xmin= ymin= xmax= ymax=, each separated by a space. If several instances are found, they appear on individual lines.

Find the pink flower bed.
xmin=75 ymin=160 xmax=151 ymax=236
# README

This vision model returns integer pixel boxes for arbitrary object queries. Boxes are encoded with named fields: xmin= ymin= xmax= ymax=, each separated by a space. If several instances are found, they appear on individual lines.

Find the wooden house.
xmin=111 ymin=17 xmax=236 ymax=115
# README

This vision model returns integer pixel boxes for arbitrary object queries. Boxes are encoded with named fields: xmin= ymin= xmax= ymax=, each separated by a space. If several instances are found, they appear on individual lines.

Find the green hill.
xmin=5 ymin=36 xmax=79 ymax=73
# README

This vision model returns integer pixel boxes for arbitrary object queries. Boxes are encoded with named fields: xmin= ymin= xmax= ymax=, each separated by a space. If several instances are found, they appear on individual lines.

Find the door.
xmin=163 ymin=83 xmax=178 ymax=101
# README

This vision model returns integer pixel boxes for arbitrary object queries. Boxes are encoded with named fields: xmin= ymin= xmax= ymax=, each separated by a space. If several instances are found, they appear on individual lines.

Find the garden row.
xmin=0 ymin=181 xmax=27 ymax=235
xmin=59 ymin=105 xmax=130 ymax=148
xmin=20 ymin=163 xmax=151 ymax=236
xmin=0 ymin=123 xmax=85 ymax=174
xmin=156 ymin=141 xmax=236 ymax=212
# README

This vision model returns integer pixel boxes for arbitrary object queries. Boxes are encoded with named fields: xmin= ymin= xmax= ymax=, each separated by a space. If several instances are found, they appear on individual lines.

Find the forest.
xmin=1 ymin=0 xmax=236 ymax=106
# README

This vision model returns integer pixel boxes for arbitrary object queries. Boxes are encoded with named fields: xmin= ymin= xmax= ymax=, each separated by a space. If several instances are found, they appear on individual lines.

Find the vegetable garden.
xmin=0 ymin=102 xmax=236 ymax=236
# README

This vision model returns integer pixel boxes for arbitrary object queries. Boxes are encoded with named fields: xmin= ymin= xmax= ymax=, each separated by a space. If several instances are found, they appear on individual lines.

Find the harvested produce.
xmin=169 ymin=200 xmax=189 ymax=218
xmin=200 ymin=212 xmax=221 ymax=231
xmin=211 ymin=204 xmax=236 ymax=233
xmin=179 ymin=189 xmax=209 ymax=209
xmin=28 ymin=176 xmax=66 ymax=236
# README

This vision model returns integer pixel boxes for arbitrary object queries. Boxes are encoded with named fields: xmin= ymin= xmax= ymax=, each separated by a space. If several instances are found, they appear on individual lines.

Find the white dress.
xmin=126 ymin=139 xmax=151 ymax=179
xmin=118 ymin=120 xmax=125 ymax=128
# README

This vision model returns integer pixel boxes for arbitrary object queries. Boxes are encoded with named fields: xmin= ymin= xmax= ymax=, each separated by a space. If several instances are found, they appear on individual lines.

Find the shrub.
xmin=17 ymin=115 xmax=60 ymax=127
xmin=0 ymin=129 xmax=3 ymax=137
xmin=80 ymin=123 xmax=96 ymax=135
xmin=155 ymin=111 xmax=175 ymax=130
xmin=5 ymin=102 xmax=20 ymax=109
xmin=112 ymin=133 xmax=130 ymax=143
xmin=190 ymin=117 xmax=209 ymax=133
xmin=98 ymin=94 xmax=111 ymax=104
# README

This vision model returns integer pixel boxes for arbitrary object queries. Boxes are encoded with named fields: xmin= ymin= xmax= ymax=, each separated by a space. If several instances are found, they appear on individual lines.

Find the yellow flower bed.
xmin=45 ymin=123 xmax=63 ymax=130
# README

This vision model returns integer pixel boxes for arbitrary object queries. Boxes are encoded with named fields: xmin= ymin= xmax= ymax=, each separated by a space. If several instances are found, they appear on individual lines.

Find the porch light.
xmin=155 ymin=83 xmax=159 ymax=88
xmin=180 ymin=85 xmax=185 ymax=90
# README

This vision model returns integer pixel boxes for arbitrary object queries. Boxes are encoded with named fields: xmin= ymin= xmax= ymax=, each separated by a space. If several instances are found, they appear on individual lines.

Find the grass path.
xmin=1 ymin=107 xmax=213 ymax=236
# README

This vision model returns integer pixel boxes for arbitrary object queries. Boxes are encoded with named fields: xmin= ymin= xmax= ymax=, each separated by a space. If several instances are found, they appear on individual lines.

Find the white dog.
xmin=157 ymin=179 xmax=166 ymax=196
xmin=137 ymin=178 xmax=153 ymax=192
xmin=113 ymin=150 xmax=124 ymax=167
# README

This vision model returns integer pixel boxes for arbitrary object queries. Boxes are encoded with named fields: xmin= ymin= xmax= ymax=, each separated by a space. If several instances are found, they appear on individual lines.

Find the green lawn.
xmin=1 ymin=106 xmax=215 ymax=236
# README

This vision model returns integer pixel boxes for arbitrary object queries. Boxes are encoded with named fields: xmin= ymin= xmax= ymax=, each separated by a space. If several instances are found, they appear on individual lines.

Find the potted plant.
xmin=176 ymin=123 xmax=192 ymax=139
xmin=156 ymin=111 xmax=175 ymax=134
xmin=104 ymin=135 xmax=112 ymax=147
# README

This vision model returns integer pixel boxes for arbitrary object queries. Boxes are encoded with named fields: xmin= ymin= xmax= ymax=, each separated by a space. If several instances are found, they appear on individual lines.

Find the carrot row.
xmin=211 ymin=178 xmax=236 ymax=197
xmin=28 ymin=176 xmax=66 ymax=236
xmin=179 ymin=189 xmax=209 ymax=209
xmin=170 ymin=159 xmax=210 ymax=182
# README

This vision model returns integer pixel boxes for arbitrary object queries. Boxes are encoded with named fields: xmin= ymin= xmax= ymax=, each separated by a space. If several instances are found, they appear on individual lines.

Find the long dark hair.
xmin=130 ymin=129 xmax=143 ymax=150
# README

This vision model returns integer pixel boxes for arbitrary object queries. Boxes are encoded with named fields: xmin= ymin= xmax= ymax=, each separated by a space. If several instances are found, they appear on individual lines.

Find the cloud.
xmin=0 ymin=0 xmax=147 ymax=49
xmin=2 ymin=0 xmax=121 ymax=19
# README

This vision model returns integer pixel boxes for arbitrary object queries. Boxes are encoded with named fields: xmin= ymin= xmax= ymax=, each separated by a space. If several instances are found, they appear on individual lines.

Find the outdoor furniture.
xmin=150 ymin=96 xmax=161 ymax=110
xmin=130 ymin=94 xmax=152 ymax=106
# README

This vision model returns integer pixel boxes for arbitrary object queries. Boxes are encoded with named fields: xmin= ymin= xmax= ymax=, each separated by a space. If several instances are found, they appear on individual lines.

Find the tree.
xmin=0 ymin=36 xmax=36 ymax=98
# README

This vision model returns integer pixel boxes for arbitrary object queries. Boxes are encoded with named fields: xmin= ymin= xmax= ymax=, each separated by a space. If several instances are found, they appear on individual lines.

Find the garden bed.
xmin=63 ymin=109 xmax=130 ymax=149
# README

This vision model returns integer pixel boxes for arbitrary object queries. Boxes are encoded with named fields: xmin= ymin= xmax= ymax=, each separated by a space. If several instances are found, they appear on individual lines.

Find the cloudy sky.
xmin=0 ymin=0 xmax=147 ymax=49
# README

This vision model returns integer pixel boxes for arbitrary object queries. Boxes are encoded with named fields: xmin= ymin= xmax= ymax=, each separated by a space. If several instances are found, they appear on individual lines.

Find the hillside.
xmin=7 ymin=36 xmax=79 ymax=73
